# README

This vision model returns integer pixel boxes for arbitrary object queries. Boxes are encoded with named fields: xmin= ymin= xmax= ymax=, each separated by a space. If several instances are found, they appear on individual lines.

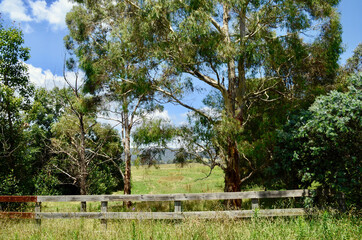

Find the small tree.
xmin=49 ymin=74 xmax=123 ymax=195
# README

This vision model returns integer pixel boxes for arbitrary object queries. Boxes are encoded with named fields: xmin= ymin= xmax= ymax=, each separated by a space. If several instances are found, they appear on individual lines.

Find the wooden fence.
xmin=0 ymin=189 xmax=311 ymax=227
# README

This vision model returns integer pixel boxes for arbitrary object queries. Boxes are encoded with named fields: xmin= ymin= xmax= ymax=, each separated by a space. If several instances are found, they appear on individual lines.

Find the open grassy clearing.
xmin=130 ymin=163 xmax=225 ymax=194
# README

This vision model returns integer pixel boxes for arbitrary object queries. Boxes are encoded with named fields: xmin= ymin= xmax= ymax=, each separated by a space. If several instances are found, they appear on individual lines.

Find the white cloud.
xmin=22 ymin=23 xmax=34 ymax=33
xmin=27 ymin=63 xmax=82 ymax=89
xmin=29 ymin=0 xmax=75 ymax=30
xmin=0 ymin=0 xmax=75 ymax=31
xmin=27 ymin=63 xmax=63 ymax=88
xmin=148 ymin=110 xmax=171 ymax=121
xmin=0 ymin=0 xmax=32 ymax=22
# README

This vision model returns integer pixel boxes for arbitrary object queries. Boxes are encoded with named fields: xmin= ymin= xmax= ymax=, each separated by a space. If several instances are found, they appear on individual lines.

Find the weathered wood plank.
xmin=0 ymin=196 xmax=37 ymax=203
xmin=35 ymin=209 xmax=307 ymax=219
xmin=35 ymin=202 xmax=41 ymax=225
xmin=0 ymin=212 xmax=35 ymax=219
xmin=101 ymin=201 xmax=108 ymax=229
xmin=174 ymin=201 xmax=182 ymax=212
xmin=80 ymin=202 xmax=86 ymax=212
xmin=251 ymin=198 xmax=259 ymax=209
xmin=37 ymin=190 xmax=310 ymax=202
xmin=183 ymin=209 xmax=308 ymax=218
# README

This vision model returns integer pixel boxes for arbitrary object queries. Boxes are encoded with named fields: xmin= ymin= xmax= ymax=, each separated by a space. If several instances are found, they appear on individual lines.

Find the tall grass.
xmin=1 ymin=213 xmax=360 ymax=239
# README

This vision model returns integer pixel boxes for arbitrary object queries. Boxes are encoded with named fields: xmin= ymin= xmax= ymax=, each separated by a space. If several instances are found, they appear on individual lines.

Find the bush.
xmin=272 ymin=74 xmax=361 ymax=209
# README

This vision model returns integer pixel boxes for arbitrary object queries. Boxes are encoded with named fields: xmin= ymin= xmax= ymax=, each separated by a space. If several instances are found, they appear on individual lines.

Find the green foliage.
xmin=133 ymin=119 xmax=174 ymax=147
xmin=0 ymin=170 xmax=21 ymax=195
xmin=25 ymin=87 xmax=68 ymax=194
xmin=0 ymin=170 xmax=23 ymax=210
xmin=51 ymin=113 xmax=124 ymax=194
xmin=0 ymin=21 xmax=37 ymax=195
xmin=0 ymin=21 xmax=31 ymax=97
xmin=33 ymin=169 xmax=60 ymax=195
xmin=272 ymin=74 xmax=362 ymax=208
xmin=133 ymin=119 xmax=175 ymax=167
xmin=87 ymin=164 xmax=121 ymax=194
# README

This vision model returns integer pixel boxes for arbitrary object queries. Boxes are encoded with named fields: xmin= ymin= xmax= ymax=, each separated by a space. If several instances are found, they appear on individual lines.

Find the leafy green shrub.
xmin=272 ymin=74 xmax=361 ymax=209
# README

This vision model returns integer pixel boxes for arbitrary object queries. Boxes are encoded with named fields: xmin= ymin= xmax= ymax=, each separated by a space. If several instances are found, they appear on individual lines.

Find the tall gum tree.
xmin=66 ymin=1 xmax=162 ymax=202
xmin=68 ymin=0 xmax=342 ymax=201
xmin=141 ymin=0 xmax=342 ymax=197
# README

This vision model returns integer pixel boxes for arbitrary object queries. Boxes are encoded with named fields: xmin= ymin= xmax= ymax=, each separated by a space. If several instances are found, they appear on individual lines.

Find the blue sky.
xmin=0 ymin=0 xmax=361 ymax=124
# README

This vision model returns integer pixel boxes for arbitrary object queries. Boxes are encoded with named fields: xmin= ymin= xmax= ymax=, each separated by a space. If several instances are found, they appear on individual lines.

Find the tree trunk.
xmin=3 ymin=73 xmax=15 ymax=165
xmin=123 ymin=109 xmax=132 ymax=207
xmin=79 ymin=114 xmax=88 ymax=195
xmin=222 ymin=7 xmax=247 ymax=208
xmin=79 ymin=175 xmax=87 ymax=195
xmin=124 ymin=128 xmax=131 ymax=196
xmin=224 ymin=139 xmax=242 ymax=208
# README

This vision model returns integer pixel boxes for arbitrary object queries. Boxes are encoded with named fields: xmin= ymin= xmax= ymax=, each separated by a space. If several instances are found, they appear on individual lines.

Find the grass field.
xmin=130 ymin=163 xmax=225 ymax=194
xmin=1 ymin=212 xmax=360 ymax=239
xmin=0 ymin=164 xmax=361 ymax=239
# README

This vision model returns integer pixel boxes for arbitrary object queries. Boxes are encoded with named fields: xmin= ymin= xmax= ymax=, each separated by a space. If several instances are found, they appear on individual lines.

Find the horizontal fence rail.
xmin=0 ymin=189 xmax=312 ymax=227
xmin=35 ymin=189 xmax=310 ymax=202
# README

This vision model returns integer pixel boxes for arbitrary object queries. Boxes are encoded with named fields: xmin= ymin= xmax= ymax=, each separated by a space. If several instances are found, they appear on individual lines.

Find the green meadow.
xmin=130 ymin=163 xmax=225 ymax=194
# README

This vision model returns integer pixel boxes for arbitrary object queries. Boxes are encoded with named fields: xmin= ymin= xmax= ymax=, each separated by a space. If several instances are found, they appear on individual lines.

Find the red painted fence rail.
xmin=0 ymin=196 xmax=37 ymax=203
xmin=0 ymin=212 xmax=35 ymax=219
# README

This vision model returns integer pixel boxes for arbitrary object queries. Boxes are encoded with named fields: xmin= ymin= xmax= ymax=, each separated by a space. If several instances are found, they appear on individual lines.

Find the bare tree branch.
xmin=52 ymin=164 xmax=77 ymax=183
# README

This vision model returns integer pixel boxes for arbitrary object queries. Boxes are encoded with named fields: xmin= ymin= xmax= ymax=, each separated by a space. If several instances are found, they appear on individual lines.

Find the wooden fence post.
xmin=101 ymin=201 xmax=108 ymax=229
xmin=35 ymin=202 xmax=41 ymax=225
xmin=174 ymin=201 xmax=182 ymax=212
xmin=81 ymin=201 xmax=87 ymax=212
xmin=251 ymin=198 xmax=259 ymax=210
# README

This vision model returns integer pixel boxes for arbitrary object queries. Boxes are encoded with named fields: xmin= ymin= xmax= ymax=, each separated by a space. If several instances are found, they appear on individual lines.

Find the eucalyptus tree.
xmin=66 ymin=1 xmax=161 ymax=199
xmin=67 ymin=1 xmax=342 ymax=200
